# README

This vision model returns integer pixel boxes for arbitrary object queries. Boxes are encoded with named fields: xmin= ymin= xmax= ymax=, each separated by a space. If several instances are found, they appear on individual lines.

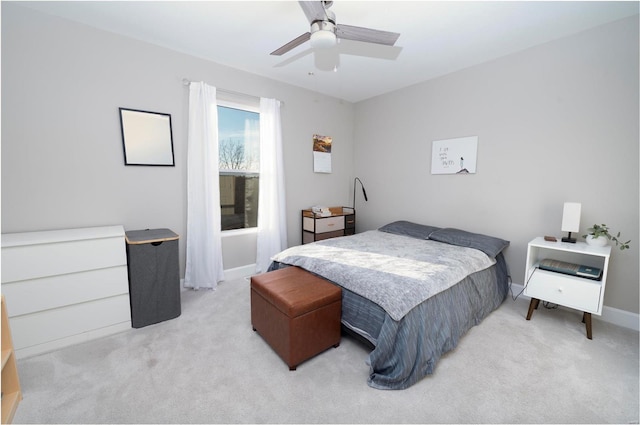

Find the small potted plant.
xmin=583 ymin=224 xmax=631 ymax=250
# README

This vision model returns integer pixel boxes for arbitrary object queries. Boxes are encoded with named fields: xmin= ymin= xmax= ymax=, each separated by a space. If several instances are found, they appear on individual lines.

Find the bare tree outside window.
xmin=219 ymin=138 xmax=257 ymax=171
xmin=219 ymin=138 xmax=244 ymax=170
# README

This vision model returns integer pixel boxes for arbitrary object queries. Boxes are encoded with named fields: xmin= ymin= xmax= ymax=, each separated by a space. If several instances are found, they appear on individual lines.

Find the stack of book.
xmin=311 ymin=206 xmax=332 ymax=217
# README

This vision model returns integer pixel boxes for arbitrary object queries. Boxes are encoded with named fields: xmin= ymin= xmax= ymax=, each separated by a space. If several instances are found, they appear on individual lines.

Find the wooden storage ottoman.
xmin=250 ymin=266 xmax=342 ymax=370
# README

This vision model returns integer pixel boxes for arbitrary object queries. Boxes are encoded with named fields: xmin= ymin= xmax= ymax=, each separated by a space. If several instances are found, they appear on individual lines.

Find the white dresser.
xmin=1 ymin=226 xmax=131 ymax=358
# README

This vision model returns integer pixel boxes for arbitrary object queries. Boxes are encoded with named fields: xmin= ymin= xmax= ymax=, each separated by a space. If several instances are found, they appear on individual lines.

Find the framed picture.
xmin=431 ymin=136 xmax=478 ymax=174
xmin=312 ymin=134 xmax=332 ymax=173
xmin=119 ymin=108 xmax=175 ymax=166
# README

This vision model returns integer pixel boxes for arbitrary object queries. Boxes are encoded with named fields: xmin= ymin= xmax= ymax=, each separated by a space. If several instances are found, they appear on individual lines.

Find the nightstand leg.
xmin=526 ymin=298 xmax=540 ymax=320
xmin=582 ymin=312 xmax=593 ymax=340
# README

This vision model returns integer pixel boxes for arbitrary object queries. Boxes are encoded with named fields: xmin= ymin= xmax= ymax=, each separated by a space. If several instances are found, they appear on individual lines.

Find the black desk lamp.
xmin=353 ymin=177 xmax=368 ymax=209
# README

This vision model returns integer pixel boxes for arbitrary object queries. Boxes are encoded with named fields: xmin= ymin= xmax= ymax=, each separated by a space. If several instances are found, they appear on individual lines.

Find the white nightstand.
xmin=524 ymin=237 xmax=611 ymax=339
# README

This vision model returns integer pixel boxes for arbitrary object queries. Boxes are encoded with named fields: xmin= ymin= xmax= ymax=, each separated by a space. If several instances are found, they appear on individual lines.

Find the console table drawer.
xmin=315 ymin=216 xmax=344 ymax=233
xmin=314 ymin=230 xmax=345 ymax=241
xmin=345 ymin=215 xmax=355 ymax=229
xmin=525 ymin=269 xmax=601 ymax=312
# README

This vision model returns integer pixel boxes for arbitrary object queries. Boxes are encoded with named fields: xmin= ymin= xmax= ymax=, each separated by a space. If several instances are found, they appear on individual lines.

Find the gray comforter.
xmin=272 ymin=231 xmax=496 ymax=321
xmin=269 ymin=229 xmax=509 ymax=390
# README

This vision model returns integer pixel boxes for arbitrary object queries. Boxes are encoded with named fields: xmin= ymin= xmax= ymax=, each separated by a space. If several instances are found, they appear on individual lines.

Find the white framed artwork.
xmin=431 ymin=136 xmax=478 ymax=174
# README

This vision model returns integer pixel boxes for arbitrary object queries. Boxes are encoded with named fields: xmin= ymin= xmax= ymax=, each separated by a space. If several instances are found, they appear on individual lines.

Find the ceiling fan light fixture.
xmin=270 ymin=2 xmax=400 ymax=57
xmin=310 ymin=20 xmax=336 ymax=49
xmin=310 ymin=30 xmax=336 ymax=49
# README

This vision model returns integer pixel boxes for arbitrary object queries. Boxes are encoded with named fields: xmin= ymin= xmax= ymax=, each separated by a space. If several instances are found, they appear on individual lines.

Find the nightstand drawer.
xmin=525 ymin=269 xmax=601 ymax=312
xmin=315 ymin=216 xmax=345 ymax=234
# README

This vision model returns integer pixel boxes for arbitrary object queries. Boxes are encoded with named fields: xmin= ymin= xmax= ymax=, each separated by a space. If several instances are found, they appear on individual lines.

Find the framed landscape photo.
xmin=119 ymin=108 xmax=175 ymax=166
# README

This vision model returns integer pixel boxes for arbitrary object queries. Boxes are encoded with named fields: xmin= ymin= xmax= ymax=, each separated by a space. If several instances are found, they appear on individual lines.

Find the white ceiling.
xmin=18 ymin=1 xmax=639 ymax=103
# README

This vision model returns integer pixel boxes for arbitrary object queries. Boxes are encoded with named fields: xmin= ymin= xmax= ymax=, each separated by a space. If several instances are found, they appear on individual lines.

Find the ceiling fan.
xmin=271 ymin=1 xmax=400 ymax=56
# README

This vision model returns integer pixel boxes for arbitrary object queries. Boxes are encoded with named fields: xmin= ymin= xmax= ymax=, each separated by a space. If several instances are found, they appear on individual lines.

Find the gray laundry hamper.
xmin=125 ymin=228 xmax=181 ymax=328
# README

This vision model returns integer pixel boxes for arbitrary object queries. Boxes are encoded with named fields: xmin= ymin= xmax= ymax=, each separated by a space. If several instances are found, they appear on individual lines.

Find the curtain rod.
xmin=182 ymin=78 xmax=283 ymax=106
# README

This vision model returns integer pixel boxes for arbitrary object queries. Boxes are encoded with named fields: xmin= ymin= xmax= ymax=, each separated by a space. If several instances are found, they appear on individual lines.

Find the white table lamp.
xmin=561 ymin=202 xmax=581 ymax=243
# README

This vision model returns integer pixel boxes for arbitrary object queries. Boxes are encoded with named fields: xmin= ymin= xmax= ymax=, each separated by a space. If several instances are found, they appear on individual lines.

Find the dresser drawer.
xmin=525 ymin=269 xmax=601 ymax=312
xmin=315 ymin=216 xmax=345 ymax=234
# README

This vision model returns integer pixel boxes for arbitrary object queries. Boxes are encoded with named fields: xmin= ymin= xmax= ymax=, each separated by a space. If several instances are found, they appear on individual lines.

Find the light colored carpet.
xmin=12 ymin=277 xmax=639 ymax=424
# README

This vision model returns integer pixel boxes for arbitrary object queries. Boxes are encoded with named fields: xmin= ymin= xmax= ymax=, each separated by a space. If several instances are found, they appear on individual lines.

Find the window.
xmin=218 ymin=103 xmax=260 ymax=231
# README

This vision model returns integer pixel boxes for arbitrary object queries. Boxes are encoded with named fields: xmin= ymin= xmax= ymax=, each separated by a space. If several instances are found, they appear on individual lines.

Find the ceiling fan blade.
xmin=336 ymin=39 xmax=403 ymax=61
xmin=273 ymin=48 xmax=313 ymax=68
xmin=336 ymin=24 xmax=400 ymax=46
xmin=270 ymin=32 xmax=311 ymax=56
xmin=299 ymin=1 xmax=328 ymax=23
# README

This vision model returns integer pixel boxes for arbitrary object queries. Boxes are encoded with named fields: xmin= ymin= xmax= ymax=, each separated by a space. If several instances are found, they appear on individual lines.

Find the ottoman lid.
xmin=251 ymin=267 xmax=341 ymax=318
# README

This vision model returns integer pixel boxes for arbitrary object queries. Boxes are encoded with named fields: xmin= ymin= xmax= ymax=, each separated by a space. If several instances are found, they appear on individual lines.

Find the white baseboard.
xmin=600 ymin=304 xmax=640 ymax=332
xmin=223 ymin=264 xmax=257 ymax=281
xmin=180 ymin=264 xmax=256 ymax=291
xmin=510 ymin=283 xmax=639 ymax=332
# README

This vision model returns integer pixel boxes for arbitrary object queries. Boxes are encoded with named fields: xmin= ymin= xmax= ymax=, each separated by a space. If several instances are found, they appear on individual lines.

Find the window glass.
xmin=218 ymin=105 xmax=260 ymax=230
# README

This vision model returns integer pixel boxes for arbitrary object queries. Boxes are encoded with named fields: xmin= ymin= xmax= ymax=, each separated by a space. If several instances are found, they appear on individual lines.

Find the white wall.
xmin=1 ymin=4 xmax=355 ymax=275
xmin=353 ymin=16 xmax=639 ymax=314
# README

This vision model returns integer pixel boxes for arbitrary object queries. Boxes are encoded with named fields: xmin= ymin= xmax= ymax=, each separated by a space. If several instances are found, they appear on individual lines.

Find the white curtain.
xmin=184 ymin=81 xmax=224 ymax=289
xmin=256 ymin=97 xmax=287 ymax=273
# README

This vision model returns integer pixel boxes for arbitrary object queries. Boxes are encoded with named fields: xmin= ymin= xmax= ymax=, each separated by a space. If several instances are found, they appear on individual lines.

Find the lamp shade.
xmin=561 ymin=202 xmax=581 ymax=232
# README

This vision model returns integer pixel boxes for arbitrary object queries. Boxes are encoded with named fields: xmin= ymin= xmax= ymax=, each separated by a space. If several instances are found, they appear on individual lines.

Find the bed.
xmin=269 ymin=220 xmax=510 ymax=390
